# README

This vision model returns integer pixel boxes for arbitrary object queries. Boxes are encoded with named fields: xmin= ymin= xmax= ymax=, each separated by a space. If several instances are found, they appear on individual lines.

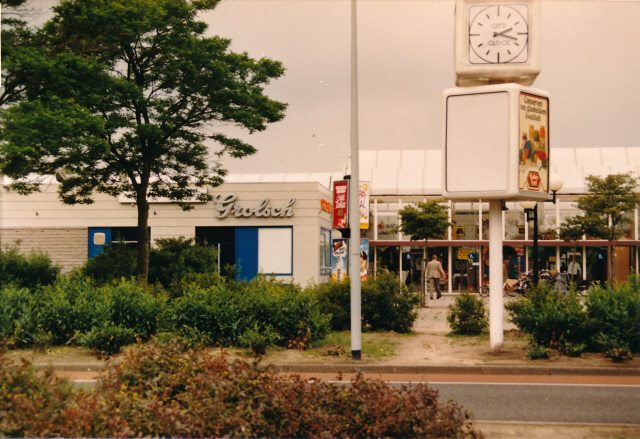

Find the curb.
xmin=268 ymin=363 xmax=640 ymax=376
xmin=29 ymin=362 xmax=640 ymax=376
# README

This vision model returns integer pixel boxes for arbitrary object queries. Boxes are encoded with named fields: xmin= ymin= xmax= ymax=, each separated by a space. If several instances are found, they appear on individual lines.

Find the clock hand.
xmin=493 ymin=29 xmax=518 ymax=40
xmin=493 ymin=28 xmax=513 ymax=37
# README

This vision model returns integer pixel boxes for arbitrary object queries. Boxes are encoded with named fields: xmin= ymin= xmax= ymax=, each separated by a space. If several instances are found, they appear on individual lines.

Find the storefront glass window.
xmin=319 ymin=228 xmax=331 ymax=276
xmin=505 ymin=211 xmax=526 ymax=240
xmin=452 ymin=246 xmax=479 ymax=291
xmin=451 ymin=209 xmax=481 ymax=241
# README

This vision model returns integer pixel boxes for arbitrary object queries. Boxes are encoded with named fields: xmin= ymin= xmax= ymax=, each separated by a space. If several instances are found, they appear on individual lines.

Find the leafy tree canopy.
xmin=1 ymin=0 xmax=287 ymax=280
xmin=560 ymin=173 xmax=639 ymax=284
xmin=396 ymin=201 xmax=452 ymax=243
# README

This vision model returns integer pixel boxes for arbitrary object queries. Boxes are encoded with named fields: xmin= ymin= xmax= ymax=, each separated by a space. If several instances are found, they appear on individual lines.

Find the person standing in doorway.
xmin=426 ymin=255 xmax=446 ymax=299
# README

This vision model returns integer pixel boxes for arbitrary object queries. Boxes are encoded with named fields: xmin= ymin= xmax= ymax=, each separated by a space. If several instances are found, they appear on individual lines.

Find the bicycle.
xmin=480 ymin=275 xmax=530 ymax=298
xmin=576 ymin=279 xmax=601 ymax=296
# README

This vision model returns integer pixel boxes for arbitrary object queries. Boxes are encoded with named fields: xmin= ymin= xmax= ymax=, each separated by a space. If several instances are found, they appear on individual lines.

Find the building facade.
xmin=0 ymin=180 xmax=334 ymax=286
xmin=1 ymin=147 xmax=639 ymax=289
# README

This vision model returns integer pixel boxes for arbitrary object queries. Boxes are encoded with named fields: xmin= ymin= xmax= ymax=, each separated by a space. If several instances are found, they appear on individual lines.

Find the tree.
xmin=1 ymin=0 xmax=287 ymax=281
xmin=560 ymin=173 xmax=639 ymax=285
xmin=396 ymin=201 xmax=452 ymax=303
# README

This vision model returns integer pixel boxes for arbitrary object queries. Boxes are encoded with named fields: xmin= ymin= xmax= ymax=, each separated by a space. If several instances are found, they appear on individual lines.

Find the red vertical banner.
xmin=333 ymin=180 xmax=349 ymax=229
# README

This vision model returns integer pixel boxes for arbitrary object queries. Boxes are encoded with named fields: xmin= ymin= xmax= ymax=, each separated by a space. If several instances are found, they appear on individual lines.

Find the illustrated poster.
xmin=519 ymin=93 xmax=549 ymax=194
xmin=331 ymin=239 xmax=348 ymax=282
xmin=333 ymin=181 xmax=348 ymax=229
xmin=359 ymin=182 xmax=370 ymax=230
xmin=359 ymin=239 xmax=369 ymax=282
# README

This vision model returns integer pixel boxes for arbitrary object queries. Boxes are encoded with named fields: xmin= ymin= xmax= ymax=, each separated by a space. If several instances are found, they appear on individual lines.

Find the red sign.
xmin=333 ymin=180 xmax=349 ymax=229
xmin=527 ymin=171 xmax=541 ymax=188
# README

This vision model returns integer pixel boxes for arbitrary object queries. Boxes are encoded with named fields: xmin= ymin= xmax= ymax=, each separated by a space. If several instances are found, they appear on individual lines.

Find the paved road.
xmin=430 ymin=382 xmax=640 ymax=424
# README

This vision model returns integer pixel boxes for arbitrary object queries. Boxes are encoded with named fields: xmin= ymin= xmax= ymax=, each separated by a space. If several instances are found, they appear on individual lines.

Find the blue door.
xmin=88 ymin=228 xmax=111 ymax=258
xmin=235 ymin=227 xmax=258 ymax=281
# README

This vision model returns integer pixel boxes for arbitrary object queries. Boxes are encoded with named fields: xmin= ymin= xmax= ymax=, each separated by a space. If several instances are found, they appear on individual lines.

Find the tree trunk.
xmin=609 ymin=242 xmax=615 ymax=287
xmin=136 ymin=191 xmax=150 ymax=283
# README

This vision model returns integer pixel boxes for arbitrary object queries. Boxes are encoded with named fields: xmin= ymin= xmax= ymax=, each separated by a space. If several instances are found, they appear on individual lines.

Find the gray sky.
xmin=206 ymin=0 xmax=640 ymax=175
xmin=21 ymin=0 xmax=640 ymax=175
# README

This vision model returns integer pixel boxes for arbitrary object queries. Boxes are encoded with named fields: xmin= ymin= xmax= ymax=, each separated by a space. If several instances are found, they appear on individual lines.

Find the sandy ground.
xmin=260 ymin=295 xmax=639 ymax=369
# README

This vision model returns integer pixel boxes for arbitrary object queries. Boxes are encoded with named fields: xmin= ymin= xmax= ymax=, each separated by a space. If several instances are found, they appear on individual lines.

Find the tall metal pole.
xmin=349 ymin=0 xmax=362 ymax=360
xmin=489 ymin=200 xmax=504 ymax=351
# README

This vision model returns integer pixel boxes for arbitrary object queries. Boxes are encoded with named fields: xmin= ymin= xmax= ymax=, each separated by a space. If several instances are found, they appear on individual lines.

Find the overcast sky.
xmin=22 ymin=0 xmax=640 ymax=175
xmin=206 ymin=0 xmax=640 ymax=175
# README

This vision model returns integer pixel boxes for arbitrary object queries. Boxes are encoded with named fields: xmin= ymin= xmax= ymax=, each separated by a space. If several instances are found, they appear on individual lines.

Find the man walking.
xmin=426 ymin=254 xmax=446 ymax=300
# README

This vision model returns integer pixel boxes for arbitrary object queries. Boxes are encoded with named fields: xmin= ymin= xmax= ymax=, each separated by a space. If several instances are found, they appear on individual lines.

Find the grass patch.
xmin=306 ymin=331 xmax=403 ymax=360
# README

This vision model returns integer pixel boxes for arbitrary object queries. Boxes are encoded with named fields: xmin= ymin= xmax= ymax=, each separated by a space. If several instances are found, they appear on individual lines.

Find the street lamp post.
xmin=520 ymin=174 xmax=564 ymax=285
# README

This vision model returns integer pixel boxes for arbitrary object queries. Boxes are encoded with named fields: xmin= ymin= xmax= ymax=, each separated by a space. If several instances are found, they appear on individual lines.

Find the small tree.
xmin=561 ymin=173 xmax=639 ymax=285
xmin=396 ymin=201 xmax=452 ymax=302
xmin=1 ymin=0 xmax=287 ymax=282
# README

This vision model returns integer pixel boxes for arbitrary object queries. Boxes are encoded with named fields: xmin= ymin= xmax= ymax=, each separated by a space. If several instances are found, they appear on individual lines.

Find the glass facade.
xmin=367 ymin=197 xmax=640 ymax=292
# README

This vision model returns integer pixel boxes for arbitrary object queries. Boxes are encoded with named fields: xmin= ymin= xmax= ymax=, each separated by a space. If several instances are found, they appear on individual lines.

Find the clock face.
xmin=468 ymin=4 xmax=529 ymax=64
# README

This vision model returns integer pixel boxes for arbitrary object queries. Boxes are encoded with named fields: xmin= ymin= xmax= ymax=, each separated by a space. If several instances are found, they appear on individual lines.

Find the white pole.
xmin=635 ymin=207 xmax=639 ymax=274
xmin=349 ymin=0 xmax=362 ymax=360
xmin=489 ymin=200 xmax=504 ymax=351
xmin=556 ymin=198 xmax=561 ymax=270
xmin=398 ymin=198 xmax=403 ymax=285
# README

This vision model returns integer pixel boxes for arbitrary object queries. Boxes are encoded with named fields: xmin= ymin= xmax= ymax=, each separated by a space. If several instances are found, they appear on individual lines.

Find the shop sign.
xmin=321 ymin=198 xmax=333 ymax=215
xmin=333 ymin=180 xmax=349 ymax=228
xmin=214 ymin=194 xmax=295 ymax=218
xmin=457 ymin=248 xmax=472 ymax=260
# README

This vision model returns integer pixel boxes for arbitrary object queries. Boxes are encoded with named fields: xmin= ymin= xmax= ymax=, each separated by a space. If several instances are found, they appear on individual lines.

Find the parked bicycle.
xmin=479 ymin=273 xmax=531 ymax=298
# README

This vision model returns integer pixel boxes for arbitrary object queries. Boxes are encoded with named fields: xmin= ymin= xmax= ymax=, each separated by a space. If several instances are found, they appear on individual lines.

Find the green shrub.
xmin=505 ymin=283 xmax=589 ymax=348
xmin=80 ymin=237 xmax=219 ymax=290
xmin=34 ymin=278 xmax=167 ymax=354
xmin=238 ymin=323 xmax=281 ymax=355
xmin=584 ymin=275 xmax=640 ymax=353
xmin=31 ymin=277 xmax=98 ymax=345
xmin=595 ymin=333 xmax=633 ymax=363
xmin=0 ymin=342 xmax=483 ymax=438
xmin=76 ymin=322 xmax=138 ymax=356
xmin=313 ymin=270 xmax=420 ymax=333
xmin=559 ymin=339 xmax=586 ymax=357
xmin=149 ymin=237 xmax=219 ymax=290
xmin=171 ymin=276 xmax=331 ymax=350
xmin=527 ymin=341 xmax=550 ymax=359
xmin=447 ymin=292 xmax=488 ymax=335
xmin=0 ymin=286 xmax=38 ymax=348
xmin=80 ymin=244 xmax=136 ymax=283
xmin=0 ymin=243 xmax=60 ymax=289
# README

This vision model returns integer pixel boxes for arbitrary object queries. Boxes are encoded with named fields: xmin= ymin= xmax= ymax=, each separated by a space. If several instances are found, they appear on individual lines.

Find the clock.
xmin=468 ymin=4 xmax=529 ymax=64
xmin=454 ymin=0 xmax=541 ymax=87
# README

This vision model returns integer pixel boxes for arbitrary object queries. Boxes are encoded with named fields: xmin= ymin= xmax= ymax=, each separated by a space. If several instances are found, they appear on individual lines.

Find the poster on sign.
xmin=519 ymin=93 xmax=549 ymax=195
xmin=360 ymin=239 xmax=369 ymax=282
xmin=359 ymin=182 xmax=370 ymax=230
xmin=333 ymin=180 xmax=349 ymax=229
xmin=331 ymin=239 xmax=348 ymax=282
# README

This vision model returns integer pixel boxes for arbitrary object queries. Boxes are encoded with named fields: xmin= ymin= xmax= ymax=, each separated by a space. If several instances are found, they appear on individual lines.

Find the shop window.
xmin=196 ymin=227 xmax=236 ymax=273
xmin=319 ymin=228 xmax=331 ymax=276
xmin=258 ymin=227 xmax=293 ymax=275
xmin=88 ymin=227 xmax=148 ymax=258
